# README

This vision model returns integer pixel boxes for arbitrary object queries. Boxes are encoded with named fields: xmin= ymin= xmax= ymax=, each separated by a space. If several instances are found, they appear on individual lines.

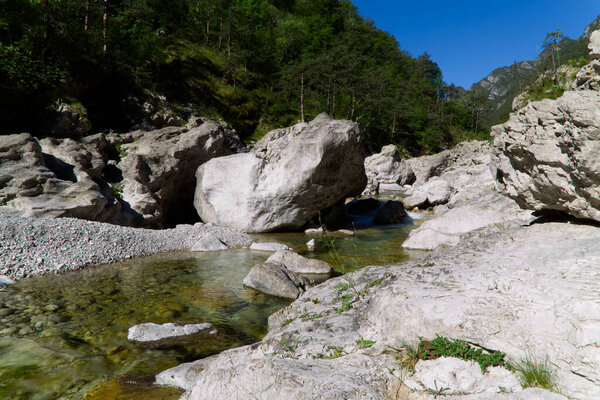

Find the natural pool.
xmin=0 ymin=214 xmax=427 ymax=400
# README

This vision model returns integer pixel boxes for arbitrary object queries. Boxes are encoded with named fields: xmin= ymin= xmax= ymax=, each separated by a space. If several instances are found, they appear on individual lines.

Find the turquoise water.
xmin=0 ymin=216 xmax=426 ymax=399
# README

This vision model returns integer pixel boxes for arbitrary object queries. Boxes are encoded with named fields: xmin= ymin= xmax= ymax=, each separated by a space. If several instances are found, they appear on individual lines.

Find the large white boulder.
xmin=194 ymin=114 xmax=366 ymax=232
xmin=266 ymin=250 xmax=333 ymax=274
xmin=492 ymin=90 xmax=600 ymax=222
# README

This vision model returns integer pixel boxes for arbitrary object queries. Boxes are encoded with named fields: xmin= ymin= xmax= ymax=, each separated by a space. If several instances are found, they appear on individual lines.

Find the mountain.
xmin=471 ymin=15 xmax=599 ymax=128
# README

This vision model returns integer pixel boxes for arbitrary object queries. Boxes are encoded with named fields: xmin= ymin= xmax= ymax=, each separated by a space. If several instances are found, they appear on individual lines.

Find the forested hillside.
xmin=0 ymin=0 xmax=486 ymax=154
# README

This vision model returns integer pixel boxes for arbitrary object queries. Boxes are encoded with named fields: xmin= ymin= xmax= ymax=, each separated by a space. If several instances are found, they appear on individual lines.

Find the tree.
xmin=543 ymin=29 xmax=564 ymax=84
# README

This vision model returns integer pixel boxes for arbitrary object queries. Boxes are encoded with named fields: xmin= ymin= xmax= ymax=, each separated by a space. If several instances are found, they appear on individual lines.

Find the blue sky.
xmin=352 ymin=0 xmax=600 ymax=89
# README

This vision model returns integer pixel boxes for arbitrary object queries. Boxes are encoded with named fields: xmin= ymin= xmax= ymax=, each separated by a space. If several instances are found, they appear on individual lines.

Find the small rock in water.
xmin=304 ymin=227 xmax=324 ymax=234
xmin=306 ymin=239 xmax=316 ymax=249
xmin=336 ymin=229 xmax=355 ymax=236
xmin=128 ymin=322 xmax=218 ymax=347
xmin=243 ymin=262 xmax=307 ymax=299
xmin=250 ymin=242 xmax=290 ymax=252
xmin=266 ymin=250 xmax=332 ymax=274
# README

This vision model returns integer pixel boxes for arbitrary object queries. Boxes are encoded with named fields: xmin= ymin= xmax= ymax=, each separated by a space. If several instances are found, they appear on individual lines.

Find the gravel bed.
xmin=0 ymin=207 xmax=253 ymax=280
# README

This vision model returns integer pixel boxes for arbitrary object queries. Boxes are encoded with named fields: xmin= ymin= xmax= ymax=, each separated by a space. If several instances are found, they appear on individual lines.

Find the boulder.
xmin=0 ymin=275 xmax=16 ymax=290
xmin=346 ymin=198 xmax=381 ymax=215
xmin=589 ymin=30 xmax=600 ymax=59
xmin=118 ymin=121 xmax=231 ymax=226
xmin=492 ymin=90 xmax=600 ymax=222
xmin=403 ymin=178 xmax=452 ymax=209
xmin=373 ymin=200 xmax=407 ymax=225
xmin=363 ymin=144 xmax=415 ymax=194
xmin=127 ymin=322 xmax=217 ymax=347
xmin=43 ymin=100 xmax=92 ymax=138
xmin=250 ymin=242 xmax=290 ymax=252
xmin=266 ymin=250 xmax=333 ymax=274
xmin=0 ymin=133 xmax=119 ymax=221
xmin=194 ymin=113 xmax=367 ymax=232
xmin=403 ymin=358 xmax=520 ymax=396
xmin=243 ymin=262 xmax=308 ymax=299
xmin=191 ymin=233 xmax=228 ymax=252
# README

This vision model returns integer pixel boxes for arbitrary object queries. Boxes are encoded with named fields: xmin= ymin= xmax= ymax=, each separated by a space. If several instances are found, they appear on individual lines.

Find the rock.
xmin=373 ymin=200 xmax=407 ymax=225
xmin=491 ymin=90 xmax=600 ymax=222
xmin=0 ymin=275 xmax=16 ymax=290
xmin=589 ymin=30 xmax=600 ymax=59
xmin=266 ymin=250 xmax=332 ymax=274
xmin=402 ymin=191 xmax=533 ymax=250
xmin=574 ymin=60 xmax=600 ymax=90
xmin=194 ymin=113 xmax=367 ymax=232
xmin=242 ymin=262 xmax=307 ymax=299
xmin=191 ymin=233 xmax=228 ymax=252
xmin=118 ymin=121 xmax=231 ymax=226
xmin=336 ymin=229 xmax=355 ymax=236
xmin=363 ymin=144 xmax=415 ymax=194
xmin=403 ymin=178 xmax=453 ymax=209
xmin=306 ymin=239 xmax=316 ymax=249
xmin=0 ymin=133 xmax=118 ymax=221
xmin=250 ymin=242 xmax=290 ymax=252
xmin=155 ymin=359 xmax=206 ymax=391
xmin=43 ymin=100 xmax=92 ymax=138
xmin=305 ymin=227 xmax=324 ymax=234
xmin=404 ymin=357 xmax=520 ymax=395
xmin=378 ymin=183 xmax=404 ymax=192
xmin=171 ymin=222 xmax=600 ymax=399
xmin=346 ymin=198 xmax=381 ymax=215
xmin=127 ymin=322 xmax=217 ymax=347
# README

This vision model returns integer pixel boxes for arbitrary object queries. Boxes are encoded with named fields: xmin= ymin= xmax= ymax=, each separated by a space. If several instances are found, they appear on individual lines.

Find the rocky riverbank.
xmin=0 ymin=207 xmax=252 ymax=280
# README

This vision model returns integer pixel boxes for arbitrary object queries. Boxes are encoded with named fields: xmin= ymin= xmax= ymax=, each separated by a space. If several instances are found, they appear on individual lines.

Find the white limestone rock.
xmin=266 ymin=250 xmax=333 ymax=274
xmin=250 ymin=242 xmax=290 ymax=252
xmin=128 ymin=322 xmax=217 ymax=346
xmin=194 ymin=114 xmax=367 ymax=232
xmin=191 ymin=233 xmax=228 ymax=251
xmin=243 ymin=262 xmax=307 ymax=299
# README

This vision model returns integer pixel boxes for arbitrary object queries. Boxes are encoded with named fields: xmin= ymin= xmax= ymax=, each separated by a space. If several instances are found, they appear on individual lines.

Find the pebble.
xmin=0 ymin=207 xmax=253 ymax=281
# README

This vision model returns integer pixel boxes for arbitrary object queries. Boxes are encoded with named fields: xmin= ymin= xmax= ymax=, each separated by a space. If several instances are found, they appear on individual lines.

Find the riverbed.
xmin=0 ymin=214 xmax=426 ymax=399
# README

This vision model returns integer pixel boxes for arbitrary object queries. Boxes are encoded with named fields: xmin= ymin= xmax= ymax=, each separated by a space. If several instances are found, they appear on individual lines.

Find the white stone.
xmin=305 ymin=227 xmax=324 ymax=234
xmin=589 ymin=30 xmax=600 ymax=59
xmin=191 ymin=233 xmax=228 ymax=251
xmin=127 ymin=322 xmax=217 ymax=344
xmin=266 ymin=250 xmax=332 ymax=274
xmin=306 ymin=239 xmax=316 ymax=249
xmin=194 ymin=114 xmax=366 ymax=232
xmin=250 ymin=242 xmax=290 ymax=252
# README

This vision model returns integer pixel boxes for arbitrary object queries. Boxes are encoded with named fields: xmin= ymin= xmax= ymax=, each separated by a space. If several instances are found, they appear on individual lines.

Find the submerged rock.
xmin=373 ymin=200 xmax=407 ymax=225
xmin=243 ymin=262 xmax=308 ymax=299
xmin=250 ymin=242 xmax=290 ymax=252
xmin=127 ymin=322 xmax=217 ymax=347
xmin=194 ymin=113 xmax=366 ymax=232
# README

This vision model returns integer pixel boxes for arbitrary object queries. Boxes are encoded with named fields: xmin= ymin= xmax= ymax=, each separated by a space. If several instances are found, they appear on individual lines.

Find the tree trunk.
xmin=84 ymin=0 xmax=91 ymax=32
xmin=103 ymin=0 xmax=109 ymax=56
xmin=205 ymin=7 xmax=210 ymax=44
xmin=300 ymin=73 xmax=305 ymax=123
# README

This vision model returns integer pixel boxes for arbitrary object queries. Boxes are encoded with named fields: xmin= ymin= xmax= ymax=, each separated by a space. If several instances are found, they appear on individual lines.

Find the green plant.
xmin=281 ymin=318 xmax=295 ymax=327
xmin=278 ymin=336 xmax=299 ymax=356
xmin=392 ymin=343 xmax=420 ymax=373
xmin=300 ymin=313 xmax=323 ymax=322
xmin=356 ymin=337 xmax=375 ymax=349
xmin=111 ymin=182 xmax=123 ymax=198
xmin=510 ymin=356 xmax=555 ymax=390
xmin=314 ymin=345 xmax=346 ymax=359
xmin=426 ymin=380 xmax=450 ymax=398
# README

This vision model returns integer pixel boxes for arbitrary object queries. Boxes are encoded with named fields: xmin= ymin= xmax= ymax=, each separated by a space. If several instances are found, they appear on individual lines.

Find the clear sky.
xmin=352 ymin=0 xmax=600 ymax=89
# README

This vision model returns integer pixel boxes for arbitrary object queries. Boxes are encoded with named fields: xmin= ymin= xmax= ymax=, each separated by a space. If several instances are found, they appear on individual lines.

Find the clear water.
xmin=0 ymin=215 xmax=427 ymax=399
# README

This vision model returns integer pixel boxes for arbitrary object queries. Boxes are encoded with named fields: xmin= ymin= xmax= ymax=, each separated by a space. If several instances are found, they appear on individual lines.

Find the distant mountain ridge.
xmin=471 ymin=15 xmax=600 ymax=128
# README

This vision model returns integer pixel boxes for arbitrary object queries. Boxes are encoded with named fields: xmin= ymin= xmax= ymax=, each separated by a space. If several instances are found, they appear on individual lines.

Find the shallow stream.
xmin=0 ymin=213 xmax=426 ymax=399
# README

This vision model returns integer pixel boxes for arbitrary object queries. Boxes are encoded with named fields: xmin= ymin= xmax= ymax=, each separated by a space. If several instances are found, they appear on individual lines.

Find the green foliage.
xmin=524 ymin=75 xmax=566 ymax=103
xmin=356 ymin=337 xmax=375 ymax=349
xmin=110 ymin=182 xmax=123 ymax=199
xmin=396 ymin=336 xmax=509 ymax=373
xmin=281 ymin=318 xmax=295 ymax=327
xmin=0 ymin=0 xmax=477 ymax=153
xmin=510 ymin=356 xmax=555 ymax=390
xmin=314 ymin=345 xmax=346 ymax=359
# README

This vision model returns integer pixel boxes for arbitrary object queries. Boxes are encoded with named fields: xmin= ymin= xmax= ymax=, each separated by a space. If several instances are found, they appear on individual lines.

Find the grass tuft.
xmin=510 ymin=356 xmax=555 ymax=390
